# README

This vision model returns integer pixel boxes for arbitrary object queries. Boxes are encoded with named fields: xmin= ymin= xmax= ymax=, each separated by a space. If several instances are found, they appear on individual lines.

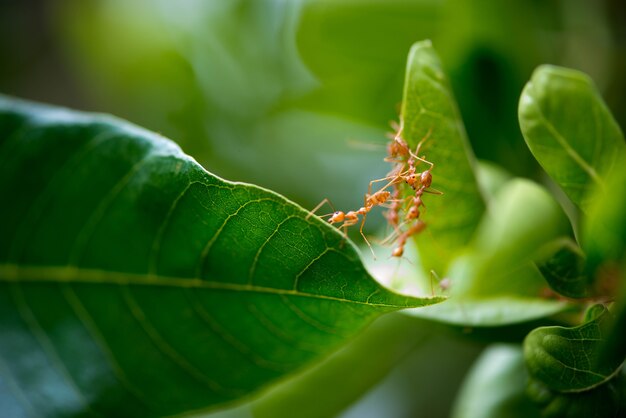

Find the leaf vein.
xmin=148 ymin=178 xmax=198 ymax=275
xmin=196 ymin=197 xmax=276 ymax=279
xmin=9 ymin=283 xmax=99 ymax=416
xmin=68 ymin=151 xmax=161 ymax=266
xmin=7 ymin=129 xmax=117 ymax=262
xmin=0 ymin=264 xmax=436 ymax=308
xmin=280 ymin=294 xmax=340 ymax=335
xmin=119 ymin=287 xmax=242 ymax=397
xmin=248 ymin=215 xmax=298 ymax=285
xmin=60 ymin=284 xmax=155 ymax=412
xmin=531 ymin=97 xmax=604 ymax=187
xmin=185 ymin=290 xmax=293 ymax=372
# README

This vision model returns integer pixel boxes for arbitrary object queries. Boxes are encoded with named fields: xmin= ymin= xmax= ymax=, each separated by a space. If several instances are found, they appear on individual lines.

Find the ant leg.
xmin=367 ymin=169 xmax=411 ymax=199
xmin=409 ymin=152 xmax=435 ymax=170
xmin=413 ymin=127 xmax=433 ymax=155
xmin=366 ymin=171 xmax=406 ymax=197
xmin=429 ymin=269 xmax=439 ymax=296
xmin=393 ymin=120 xmax=404 ymax=140
xmin=358 ymin=211 xmax=376 ymax=259
xmin=306 ymin=198 xmax=335 ymax=220
xmin=408 ymin=128 xmax=435 ymax=169
xmin=429 ymin=270 xmax=451 ymax=295
xmin=389 ymin=119 xmax=400 ymax=133
xmin=380 ymin=221 xmax=410 ymax=246
xmin=424 ymin=188 xmax=444 ymax=195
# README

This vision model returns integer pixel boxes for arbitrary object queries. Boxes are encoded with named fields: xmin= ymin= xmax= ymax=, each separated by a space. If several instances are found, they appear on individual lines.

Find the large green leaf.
xmin=518 ymin=65 xmax=626 ymax=212
xmin=400 ymin=40 xmax=486 ymax=273
xmin=0 ymin=96 xmax=442 ymax=416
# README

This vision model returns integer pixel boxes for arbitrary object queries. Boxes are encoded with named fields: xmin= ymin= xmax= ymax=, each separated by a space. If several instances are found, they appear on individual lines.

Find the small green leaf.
xmin=0 ymin=96 xmax=442 ymax=416
xmin=536 ymin=238 xmax=593 ymax=299
xmin=524 ymin=304 xmax=623 ymax=393
xmin=518 ymin=65 xmax=626 ymax=212
xmin=401 ymin=40 xmax=486 ymax=273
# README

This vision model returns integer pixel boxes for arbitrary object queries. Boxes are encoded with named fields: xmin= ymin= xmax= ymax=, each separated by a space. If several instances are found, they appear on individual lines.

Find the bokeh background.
xmin=1 ymin=1 xmax=624 ymax=417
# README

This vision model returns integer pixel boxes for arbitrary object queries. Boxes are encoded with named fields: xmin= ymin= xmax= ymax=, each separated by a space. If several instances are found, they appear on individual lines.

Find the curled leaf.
xmin=524 ymin=305 xmax=623 ymax=393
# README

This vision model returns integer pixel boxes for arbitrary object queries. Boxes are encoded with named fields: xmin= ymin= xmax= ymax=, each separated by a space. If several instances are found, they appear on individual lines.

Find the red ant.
xmin=308 ymin=186 xmax=394 ymax=258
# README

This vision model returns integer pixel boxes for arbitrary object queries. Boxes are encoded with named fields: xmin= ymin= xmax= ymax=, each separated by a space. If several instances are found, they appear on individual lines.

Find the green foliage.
xmin=524 ymin=306 xmax=626 ymax=417
xmin=0 ymin=96 xmax=441 ymax=416
xmin=517 ymin=63 xmax=626 ymax=416
xmin=1 ymin=1 xmax=625 ymax=414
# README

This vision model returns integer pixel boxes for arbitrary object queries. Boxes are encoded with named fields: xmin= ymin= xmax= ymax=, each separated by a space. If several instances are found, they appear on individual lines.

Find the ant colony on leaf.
xmin=308 ymin=117 xmax=441 ymax=260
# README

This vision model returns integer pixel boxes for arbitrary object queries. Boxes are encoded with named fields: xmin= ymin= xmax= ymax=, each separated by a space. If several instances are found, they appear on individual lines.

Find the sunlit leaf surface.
xmin=0 ymin=96 xmax=442 ymax=417
xmin=400 ymin=40 xmax=485 ymax=273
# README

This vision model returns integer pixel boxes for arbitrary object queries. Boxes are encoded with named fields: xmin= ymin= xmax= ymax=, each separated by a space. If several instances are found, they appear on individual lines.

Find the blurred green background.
xmin=1 ymin=1 xmax=624 ymax=417
xmin=3 ymin=0 xmax=625 ymax=213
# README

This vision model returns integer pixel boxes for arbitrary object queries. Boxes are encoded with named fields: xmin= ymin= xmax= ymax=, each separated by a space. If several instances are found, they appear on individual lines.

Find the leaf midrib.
xmin=0 ymin=264 xmax=432 ymax=308
xmin=529 ymin=93 xmax=604 ymax=187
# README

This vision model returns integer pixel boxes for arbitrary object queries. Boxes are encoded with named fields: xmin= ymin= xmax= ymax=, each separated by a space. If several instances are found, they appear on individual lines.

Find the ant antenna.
xmin=306 ymin=198 xmax=335 ymax=220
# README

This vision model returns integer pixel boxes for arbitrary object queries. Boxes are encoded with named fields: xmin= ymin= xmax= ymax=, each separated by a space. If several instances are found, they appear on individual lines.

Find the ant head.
xmin=406 ymin=174 xmax=417 ymax=186
xmin=328 ymin=211 xmax=345 ymax=223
